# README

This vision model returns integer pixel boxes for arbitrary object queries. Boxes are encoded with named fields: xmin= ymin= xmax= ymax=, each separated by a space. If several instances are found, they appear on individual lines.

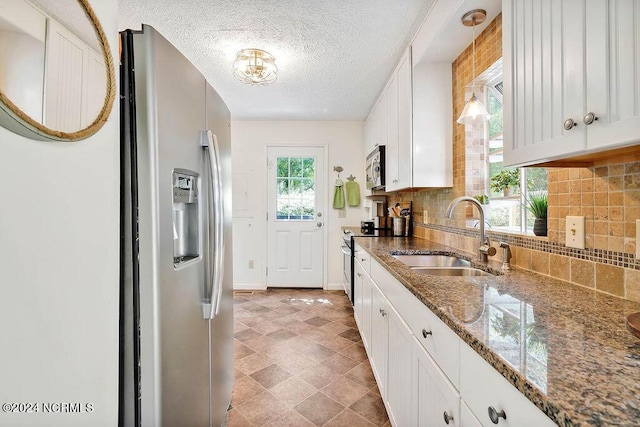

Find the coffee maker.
xmin=370 ymin=197 xmax=388 ymax=230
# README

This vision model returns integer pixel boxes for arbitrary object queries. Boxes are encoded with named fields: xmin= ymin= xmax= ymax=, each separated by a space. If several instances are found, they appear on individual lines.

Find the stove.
xmin=341 ymin=228 xmax=394 ymax=304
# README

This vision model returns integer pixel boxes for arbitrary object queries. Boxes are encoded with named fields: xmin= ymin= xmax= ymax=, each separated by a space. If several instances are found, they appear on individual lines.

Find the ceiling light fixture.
xmin=456 ymin=9 xmax=490 ymax=125
xmin=233 ymin=48 xmax=277 ymax=85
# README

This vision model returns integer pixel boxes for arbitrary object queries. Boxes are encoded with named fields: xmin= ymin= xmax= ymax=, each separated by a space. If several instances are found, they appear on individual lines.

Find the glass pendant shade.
xmin=233 ymin=48 xmax=277 ymax=85
xmin=457 ymin=92 xmax=490 ymax=124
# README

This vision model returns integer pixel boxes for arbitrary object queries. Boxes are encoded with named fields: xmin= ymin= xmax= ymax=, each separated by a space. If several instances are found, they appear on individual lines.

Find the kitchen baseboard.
xmin=233 ymin=283 xmax=267 ymax=291
xmin=325 ymin=283 xmax=344 ymax=291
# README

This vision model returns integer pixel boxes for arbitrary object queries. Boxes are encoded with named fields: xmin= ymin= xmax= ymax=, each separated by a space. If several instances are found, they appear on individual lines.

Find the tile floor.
xmin=228 ymin=289 xmax=390 ymax=427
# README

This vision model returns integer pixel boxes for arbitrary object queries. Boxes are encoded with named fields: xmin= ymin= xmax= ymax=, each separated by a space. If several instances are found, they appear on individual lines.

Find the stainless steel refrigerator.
xmin=119 ymin=25 xmax=233 ymax=427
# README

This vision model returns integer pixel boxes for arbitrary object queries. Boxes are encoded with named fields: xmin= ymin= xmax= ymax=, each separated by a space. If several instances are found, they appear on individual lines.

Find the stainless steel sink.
xmin=410 ymin=267 xmax=491 ymax=277
xmin=392 ymin=254 xmax=471 ymax=268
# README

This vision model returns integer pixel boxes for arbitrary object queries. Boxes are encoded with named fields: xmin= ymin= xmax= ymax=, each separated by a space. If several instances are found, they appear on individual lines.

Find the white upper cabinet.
xmin=503 ymin=0 xmax=640 ymax=167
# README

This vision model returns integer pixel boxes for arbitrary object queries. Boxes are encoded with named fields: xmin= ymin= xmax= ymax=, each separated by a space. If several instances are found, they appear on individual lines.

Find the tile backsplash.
xmin=385 ymin=13 xmax=640 ymax=302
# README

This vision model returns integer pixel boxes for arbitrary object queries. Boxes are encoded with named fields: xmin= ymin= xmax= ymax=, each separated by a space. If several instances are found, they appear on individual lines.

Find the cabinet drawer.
xmin=354 ymin=244 xmax=371 ymax=274
xmin=406 ymin=294 xmax=460 ymax=390
xmin=371 ymin=259 xmax=460 ymax=389
xmin=460 ymin=343 xmax=555 ymax=427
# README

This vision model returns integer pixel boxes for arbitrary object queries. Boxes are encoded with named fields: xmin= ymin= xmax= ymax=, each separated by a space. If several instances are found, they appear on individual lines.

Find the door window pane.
xmin=276 ymin=156 xmax=316 ymax=220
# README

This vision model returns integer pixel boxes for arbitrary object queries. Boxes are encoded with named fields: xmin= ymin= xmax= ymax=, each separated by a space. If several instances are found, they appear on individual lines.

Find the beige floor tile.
xmin=234 ymin=391 xmax=288 ymax=426
xmin=250 ymin=364 xmax=292 ymax=389
xmin=340 ymin=343 xmax=368 ymax=362
xmin=294 ymin=392 xmax=344 ymax=426
xmin=269 ymin=376 xmax=317 ymax=407
xmin=261 ymin=409 xmax=315 ymax=427
xmin=324 ymin=408 xmax=376 ymax=427
xmin=344 ymin=362 xmax=377 ymax=389
xmin=298 ymin=364 xmax=340 ymax=389
xmin=231 ymin=375 xmax=266 ymax=406
xmin=321 ymin=376 xmax=370 ymax=407
xmin=321 ymin=353 xmax=361 ymax=374
xmin=350 ymin=392 xmax=389 ymax=426
xmin=226 ymin=408 xmax=254 ymax=427
xmin=234 ymin=353 xmax=272 ymax=375
xmin=230 ymin=289 xmax=388 ymax=427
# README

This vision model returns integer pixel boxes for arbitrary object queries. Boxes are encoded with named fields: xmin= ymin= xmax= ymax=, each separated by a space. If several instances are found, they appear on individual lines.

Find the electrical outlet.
xmin=248 ymin=260 xmax=254 ymax=269
xmin=338 ymin=210 xmax=346 ymax=218
xmin=566 ymin=216 xmax=585 ymax=249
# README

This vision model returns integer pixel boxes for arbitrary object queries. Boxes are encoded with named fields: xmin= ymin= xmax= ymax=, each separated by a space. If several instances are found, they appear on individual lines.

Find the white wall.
xmin=232 ymin=121 xmax=366 ymax=290
xmin=0 ymin=0 xmax=119 ymax=425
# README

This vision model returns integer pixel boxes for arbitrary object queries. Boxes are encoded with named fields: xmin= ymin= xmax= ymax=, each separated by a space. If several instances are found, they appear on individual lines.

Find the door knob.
xmin=583 ymin=112 xmax=598 ymax=125
xmin=563 ymin=118 xmax=577 ymax=130
xmin=488 ymin=406 xmax=507 ymax=424
xmin=317 ymin=222 xmax=323 ymax=227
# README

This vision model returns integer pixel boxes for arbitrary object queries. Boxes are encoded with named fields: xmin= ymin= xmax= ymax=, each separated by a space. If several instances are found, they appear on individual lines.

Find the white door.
xmin=267 ymin=146 xmax=325 ymax=288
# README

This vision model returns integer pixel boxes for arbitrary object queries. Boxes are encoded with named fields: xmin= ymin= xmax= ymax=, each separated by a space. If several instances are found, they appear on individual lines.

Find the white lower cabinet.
xmin=412 ymin=336 xmax=460 ymax=426
xmin=459 ymin=343 xmax=555 ymax=427
xmin=360 ymin=256 xmax=557 ymax=427
xmin=460 ymin=400 xmax=483 ymax=427
xmin=386 ymin=303 xmax=413 ymax=427
xmin=353 ymin=259 xmax=372 ymax=350
xmin=369 ymin=282 xmax=388 ymax=398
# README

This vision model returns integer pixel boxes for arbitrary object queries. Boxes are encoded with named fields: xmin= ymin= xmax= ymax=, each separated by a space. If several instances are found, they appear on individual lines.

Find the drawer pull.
xmin=563 ymin=118 xmax=577 ymax=130
xmin=361 ymin=258 xmax=367 ymax=262
xmin=379 ymin=308 xmax=387 ymax=317
xmin=443 ymin=411 xmax=453 ymax=424
xmin=422 ymin=329 xmax=432 ymax=338
xmin=357 ymin=273 xmax=362 ymax=277
xmin=488 ymin=406 xmax=506 ymax=424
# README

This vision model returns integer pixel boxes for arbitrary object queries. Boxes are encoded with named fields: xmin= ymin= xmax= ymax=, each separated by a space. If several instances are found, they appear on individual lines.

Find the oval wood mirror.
xmin=0 ymin=0 xmax=115 ymax=142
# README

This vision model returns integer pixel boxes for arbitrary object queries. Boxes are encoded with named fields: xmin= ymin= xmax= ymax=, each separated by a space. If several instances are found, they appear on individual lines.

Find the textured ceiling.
xmin=118 ymin=0 xmax=434 ymax=120
xmin=30 ymin=0 xmax=102 ymax=51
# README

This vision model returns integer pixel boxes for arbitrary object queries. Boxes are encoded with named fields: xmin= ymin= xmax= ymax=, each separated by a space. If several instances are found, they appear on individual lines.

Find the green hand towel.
xmin=333 ymin=183 xmax=345 ymax=209
xmin=346 ymin=180 xmax=360 ymax=206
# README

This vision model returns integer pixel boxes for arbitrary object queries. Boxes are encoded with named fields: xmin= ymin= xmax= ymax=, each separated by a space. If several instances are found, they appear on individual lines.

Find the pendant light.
xmin=457 ymin=9 xmax=490 ymax=125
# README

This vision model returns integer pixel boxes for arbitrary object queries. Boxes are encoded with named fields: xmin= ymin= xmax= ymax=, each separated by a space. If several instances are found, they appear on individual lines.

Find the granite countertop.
xmin=352 ymin=235 xmax=640 ymax=427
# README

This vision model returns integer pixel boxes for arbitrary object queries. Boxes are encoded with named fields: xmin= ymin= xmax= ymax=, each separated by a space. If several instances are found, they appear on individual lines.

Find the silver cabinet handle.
xmin=379 ymin=308 xmax=387 ymax=317
xmin=443 ymin=411 xmax=453 ymax=425
xmin=563 ymin=118 xmax=577 ymax=130
xmin=361 ymin=258 xmax=367 ymax=262
xmin=583 ymin=112 xmax=598 ymax=125
xmin=422 ymin=329 xmax=432 ymax=338
xmin=488 ymin=406 xmax=507 ymax=424
xmin=357 ymin=273 xmax=362 ymax=277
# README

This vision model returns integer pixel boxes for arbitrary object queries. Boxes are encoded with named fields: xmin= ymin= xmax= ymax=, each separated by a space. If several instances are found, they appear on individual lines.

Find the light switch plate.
xmin=636 ymin=220 xmax=640 ymax=259
xmin=566 ymin=216 xmax=585 ymax=249
xmin=337 ymin=209 xmax=346 ymax=218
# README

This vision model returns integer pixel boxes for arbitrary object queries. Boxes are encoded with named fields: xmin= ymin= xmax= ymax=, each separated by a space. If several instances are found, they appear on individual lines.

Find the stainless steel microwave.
xmin=365 ymin=145 xmax=385 ymax=190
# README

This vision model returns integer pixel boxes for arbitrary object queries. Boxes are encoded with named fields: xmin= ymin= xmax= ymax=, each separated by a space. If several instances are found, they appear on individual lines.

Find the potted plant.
xmin=490 ymin=169 xmax=520 ymax=196
xmin=526 ymin=193 xmax=548 ymax=236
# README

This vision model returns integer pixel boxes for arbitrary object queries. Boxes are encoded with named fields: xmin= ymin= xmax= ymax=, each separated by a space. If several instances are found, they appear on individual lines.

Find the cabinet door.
xmin=385 ymin=73 xmax=399 ymax=191
xmin=353 ymin=261 xmax=365 ymax=330
xmin=586 ymin=0 xmax=640 ymax=151
xmin=413 ymin=337 xmax=460 ymax=427
xmin=395 ymin=49 xmax=412 ymax=190
xmin=386 ymin=302 xmax=413 ymax=427
xmin=369 ymin=282 xmax=388 ymax=399
xmin=360 ymin=269 xmax=372 ymax=351
xmin=460 ymin=343 xmax=555 ymax=427
xmin=503 ymin=0 xmax=586 ymax=167
xmin=460 ymin=400 xmax=483 ymax=427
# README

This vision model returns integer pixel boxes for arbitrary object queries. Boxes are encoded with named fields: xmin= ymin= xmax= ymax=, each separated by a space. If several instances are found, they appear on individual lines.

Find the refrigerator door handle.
xmin=201 ymin=130 xmax=225 ymax=319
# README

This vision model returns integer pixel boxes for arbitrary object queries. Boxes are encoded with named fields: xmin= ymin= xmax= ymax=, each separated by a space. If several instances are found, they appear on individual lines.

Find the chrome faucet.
xmin=445 ymin=196 xmax=496 ymax=262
